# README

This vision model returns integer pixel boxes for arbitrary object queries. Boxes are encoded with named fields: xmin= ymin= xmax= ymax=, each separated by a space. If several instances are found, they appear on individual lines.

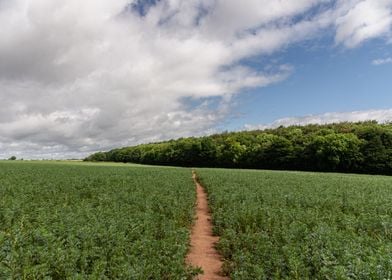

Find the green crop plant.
xmin=0 ymin=161 xmax=198 ymax=279
xmin=197 ymin=168 xmax=392 ymax=280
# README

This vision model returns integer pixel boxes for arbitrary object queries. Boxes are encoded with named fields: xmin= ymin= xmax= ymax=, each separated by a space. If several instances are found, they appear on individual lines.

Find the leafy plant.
xmin=0 ymin=161 xmax=198 ymax=279
xmin=198 ymin=168 xmax=392 ymax=279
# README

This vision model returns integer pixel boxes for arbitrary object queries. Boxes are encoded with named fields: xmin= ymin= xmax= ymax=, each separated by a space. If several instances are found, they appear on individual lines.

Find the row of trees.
xmin=85 ymin=121 xmax=392 ymax=175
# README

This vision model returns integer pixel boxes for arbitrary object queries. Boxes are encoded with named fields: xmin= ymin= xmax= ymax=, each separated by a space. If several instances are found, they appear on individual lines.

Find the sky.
xmin=0 ymin=0 xmax=391 ymax=159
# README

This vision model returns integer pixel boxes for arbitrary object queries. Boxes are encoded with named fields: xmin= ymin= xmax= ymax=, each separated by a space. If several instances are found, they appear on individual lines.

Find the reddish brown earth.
xmin=186 ymin=171 xmax=229 ymax=280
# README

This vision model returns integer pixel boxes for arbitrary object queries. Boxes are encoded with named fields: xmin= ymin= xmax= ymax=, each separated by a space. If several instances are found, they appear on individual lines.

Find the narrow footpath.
xmin=186 ymin=171 xmax=229 ymax=280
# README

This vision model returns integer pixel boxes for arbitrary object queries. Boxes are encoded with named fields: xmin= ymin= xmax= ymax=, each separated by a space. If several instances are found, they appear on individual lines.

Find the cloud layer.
xmin=1 ymin=0 xmax=392 ymax=158
xmin=245 ymin=109 xmax=392 ymax=130
xmin=372 ymin=57 xmax=392 ymax=65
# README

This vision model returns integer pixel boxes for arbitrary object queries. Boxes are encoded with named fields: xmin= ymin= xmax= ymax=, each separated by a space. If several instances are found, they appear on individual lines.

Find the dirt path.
xmin=186 ymin=171 xmax=229 ymax=280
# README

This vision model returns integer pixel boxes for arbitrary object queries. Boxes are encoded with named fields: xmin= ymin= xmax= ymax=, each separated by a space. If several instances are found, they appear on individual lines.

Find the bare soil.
xmin=186 ymin=171 xmax=229 ymax=280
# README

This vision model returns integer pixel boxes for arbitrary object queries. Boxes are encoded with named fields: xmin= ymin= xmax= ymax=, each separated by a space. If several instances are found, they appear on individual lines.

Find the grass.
xmin=197 ymin=168 xmax=392 ymax=280
xmin=0 ymin=161 xmax=197 ymax=279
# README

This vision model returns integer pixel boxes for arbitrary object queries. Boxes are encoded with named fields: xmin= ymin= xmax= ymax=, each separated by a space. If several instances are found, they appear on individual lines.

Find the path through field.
xmin=186 ymin=171 xmax=228 ymax=280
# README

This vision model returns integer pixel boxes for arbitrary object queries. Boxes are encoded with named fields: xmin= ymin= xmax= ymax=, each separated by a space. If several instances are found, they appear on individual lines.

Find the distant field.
xmin=197 ymin=169 xmax=392 ymax=279
xmin=0 ymin=161 xmax=197 ymax=279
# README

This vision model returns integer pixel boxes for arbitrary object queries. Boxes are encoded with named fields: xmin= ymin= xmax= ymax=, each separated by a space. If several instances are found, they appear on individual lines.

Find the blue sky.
xmin=0 ymin=0 xmax=392 ymax=158
xmin=228 ymin=38 xmax=392 ymax=130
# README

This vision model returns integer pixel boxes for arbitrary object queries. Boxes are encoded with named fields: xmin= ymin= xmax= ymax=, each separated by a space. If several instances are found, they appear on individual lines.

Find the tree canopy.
xmin=85 ymin=121 xmax=392 ymax=175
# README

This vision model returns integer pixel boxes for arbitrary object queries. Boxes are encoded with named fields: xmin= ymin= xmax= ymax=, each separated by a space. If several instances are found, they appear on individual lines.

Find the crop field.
xmin=197 ymin=169 xmax=392 ymax=279
xmin=1 ymin=161 xmax=392 ymax=280
xmin=0 ymin=161 xmax=197 ymax=279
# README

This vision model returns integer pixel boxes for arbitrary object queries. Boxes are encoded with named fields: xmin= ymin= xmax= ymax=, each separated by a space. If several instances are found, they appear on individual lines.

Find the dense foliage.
xmin=86 ymin=121 xmax=392 ymax=175
xmin=197 ymin=168 xmax=392 ymax=279
xmin=0 ymin=161 xmax=198 ymax=279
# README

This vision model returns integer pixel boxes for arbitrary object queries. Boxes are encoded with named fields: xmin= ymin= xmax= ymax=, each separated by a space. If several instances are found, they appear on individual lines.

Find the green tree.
xmin=83 ymin=121 xmax=392 ymax=175
xmin=304 ymin=133 xmax=362 ymax=171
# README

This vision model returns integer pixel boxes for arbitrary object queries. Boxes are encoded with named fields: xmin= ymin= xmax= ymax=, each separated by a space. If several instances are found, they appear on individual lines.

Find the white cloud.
xmin=0 ymin=0 xmax=391 ymax=158
xmin=335 ymin=0 xmax=392 ymax=48
xmin=372 ymin=57 xmax=392 ymax=65
xmin=245 ymin=109 xmax=392 ymax=130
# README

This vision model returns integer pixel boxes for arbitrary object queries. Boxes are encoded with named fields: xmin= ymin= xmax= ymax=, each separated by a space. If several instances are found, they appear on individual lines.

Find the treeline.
xmin=85 ymin=121 xmax=392 ymax=175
